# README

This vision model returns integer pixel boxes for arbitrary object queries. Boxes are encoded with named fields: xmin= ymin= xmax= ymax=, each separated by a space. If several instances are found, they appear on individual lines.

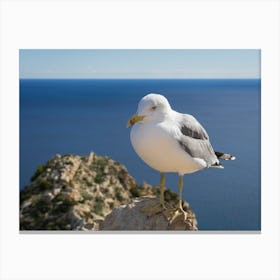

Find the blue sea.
xmin=20 ymin=79 xmax=261 ymax=231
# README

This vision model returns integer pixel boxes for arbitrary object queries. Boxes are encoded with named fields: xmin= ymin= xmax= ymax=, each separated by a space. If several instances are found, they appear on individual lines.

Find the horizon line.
xmin=19 ymin=77 xmax=261 ymax=80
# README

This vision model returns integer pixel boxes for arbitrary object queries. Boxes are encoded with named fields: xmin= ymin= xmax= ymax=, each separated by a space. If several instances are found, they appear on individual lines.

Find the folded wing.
xmin=176 ymin=114 xmax=221 ymax=167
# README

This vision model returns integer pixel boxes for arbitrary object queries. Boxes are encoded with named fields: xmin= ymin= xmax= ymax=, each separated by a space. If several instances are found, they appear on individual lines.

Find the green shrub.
xmin=37 ymin=179 xmax=53 ymax=190
xmin=52 ymin=197 xmax=76 ymax=214
xmin=129 ymin=186 xmax=141 ymax=197
xmin=65 ymin=160 xmax=73 ymax=165
xmin=84 ymin=211 xmax=93 ymax=220
xmin=80 ymin=190 xmax=93 ymax=201
xmin=164 ymin=189 xmax=178 ymax=202
xmin=96 ymin=157 xmax=108 ymax=169
xmin=20 ymin=190 xmax=32 ymax=203
xmin=46 ymin=223 xmax=61 ymax=230
xmin=115 ymin=188 xmax=124 ymax=202
xmin=35 ymin=199 xmax=50 ymax=213
xmin=80 ymin=156 xmax=87 ymax=161
xmin=55 ymin=193 xmax=67 ymax=202
xmin=94 ymin=201 xmax=104 ymax=216
xmin=30 ymin=165 xmax=45 ymax=181
xmin=94 ymin=173 xmax=104 ymax=184
xmin=82 ymin=176 xmax=92 ymax=186
xmin=103 ymin=187 xmax=109 ymax=193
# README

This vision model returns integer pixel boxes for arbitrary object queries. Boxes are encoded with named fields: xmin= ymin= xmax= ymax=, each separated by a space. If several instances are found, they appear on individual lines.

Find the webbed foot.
xmin=163 ymin=206 xmax=188 ymax=223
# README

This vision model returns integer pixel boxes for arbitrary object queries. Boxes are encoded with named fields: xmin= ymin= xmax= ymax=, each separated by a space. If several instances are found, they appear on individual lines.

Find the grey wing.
xmin=177 ymin=114 xmax=219 ymax=167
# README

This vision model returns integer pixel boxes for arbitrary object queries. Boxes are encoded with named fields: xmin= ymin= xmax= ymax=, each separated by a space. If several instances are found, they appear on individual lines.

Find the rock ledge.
xmin=101 ymin=196 xmax=198 ymax=231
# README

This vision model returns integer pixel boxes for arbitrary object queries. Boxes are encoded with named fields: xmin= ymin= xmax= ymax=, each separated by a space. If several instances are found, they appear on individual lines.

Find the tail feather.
xmin=215 ymin=151 xmax=236 ymax=161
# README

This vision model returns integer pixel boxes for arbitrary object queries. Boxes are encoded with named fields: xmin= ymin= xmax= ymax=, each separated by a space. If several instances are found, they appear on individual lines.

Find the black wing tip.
xmin=211 ymin=162 xmax=224 ymax=169
xmin=215 ymin=151 xmax=236 ymax=161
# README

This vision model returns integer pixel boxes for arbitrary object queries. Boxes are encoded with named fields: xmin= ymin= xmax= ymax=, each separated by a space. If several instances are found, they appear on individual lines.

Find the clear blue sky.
xmin=19 ymin=49 xmax=260 ymax=79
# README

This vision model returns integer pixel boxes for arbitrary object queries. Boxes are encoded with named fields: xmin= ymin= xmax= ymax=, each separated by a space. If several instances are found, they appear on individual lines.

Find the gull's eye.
xmin=151 ymin=105 xmax=157 ymax=111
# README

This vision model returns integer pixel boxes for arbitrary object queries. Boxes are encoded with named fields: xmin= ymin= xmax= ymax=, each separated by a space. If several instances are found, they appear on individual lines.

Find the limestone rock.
xmin=20 ymin=152 xmax=198 ymax=231
xmin=100 ymin=197 xmax=198 ymax=231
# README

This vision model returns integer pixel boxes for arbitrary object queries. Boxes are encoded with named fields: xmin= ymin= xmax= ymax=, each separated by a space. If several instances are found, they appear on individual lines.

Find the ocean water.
xmin=20 ymin=79 xmax=261 ymax=230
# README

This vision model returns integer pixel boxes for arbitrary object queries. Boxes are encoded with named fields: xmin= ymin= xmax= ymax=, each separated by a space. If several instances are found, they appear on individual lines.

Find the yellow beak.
xmin=127 ymin=114 xmax=145 ymax=127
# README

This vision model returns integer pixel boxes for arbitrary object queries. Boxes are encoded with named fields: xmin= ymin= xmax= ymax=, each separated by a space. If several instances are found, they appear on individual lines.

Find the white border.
xmin=1 ymin=1 xmax=279 ymax=280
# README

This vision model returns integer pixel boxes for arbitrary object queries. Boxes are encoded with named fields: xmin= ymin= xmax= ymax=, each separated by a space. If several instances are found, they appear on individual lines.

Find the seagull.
xmin=127 ymin=93 xmax=235 ymax=218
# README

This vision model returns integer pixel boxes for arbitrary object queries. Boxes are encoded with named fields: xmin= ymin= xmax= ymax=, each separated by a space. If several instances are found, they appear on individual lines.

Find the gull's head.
xmin=127 ymin=93 xmax=172 ymax=127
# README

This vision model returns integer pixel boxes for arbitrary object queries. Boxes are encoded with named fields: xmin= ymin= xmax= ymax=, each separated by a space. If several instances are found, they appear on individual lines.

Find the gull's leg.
xmin=178 ymin=175 xmax=184 ymax=211
xmin=164 ymin=174 xmax=187 ymax=224
xmin=159 ymin=172 xmax=166 ymax=208
xmin=141 ymin=172 xmax=166 ymax=216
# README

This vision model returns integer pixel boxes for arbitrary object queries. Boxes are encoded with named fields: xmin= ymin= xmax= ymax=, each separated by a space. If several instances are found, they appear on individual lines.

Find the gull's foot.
xmin=163 ymin=207 xmax=188 ymax=224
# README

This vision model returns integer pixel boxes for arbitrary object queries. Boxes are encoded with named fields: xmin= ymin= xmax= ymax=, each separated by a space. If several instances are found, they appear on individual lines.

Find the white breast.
xmin=130 ymin=121 xmax=206 ymax=174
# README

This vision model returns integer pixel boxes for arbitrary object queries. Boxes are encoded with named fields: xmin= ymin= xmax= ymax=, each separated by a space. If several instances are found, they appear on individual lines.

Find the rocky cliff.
xmin=20 ymin=152 xmax=198 ymax=231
